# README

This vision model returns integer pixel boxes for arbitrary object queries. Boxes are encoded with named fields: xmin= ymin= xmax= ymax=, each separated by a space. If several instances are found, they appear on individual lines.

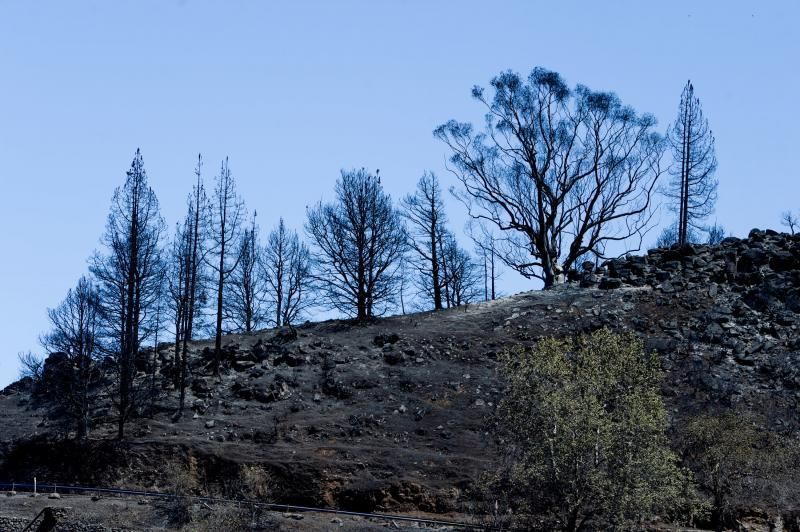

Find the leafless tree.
xmin=306 ymin=168 xmax=406 ymax=320
xmin=439 ymin=233 xmax=481 ymax=307
xmin=401 ymin=172 xmax=447 ymax=310
xmin=17 ymin=351 xmax=44 ymax=382
xmin=263 ymin=217 xmax=312 ymax=327
xmin=168 ymin=217 xmax=192 ymax=388
xmin=90 ymin=149 xmax=166 ymax=439
xmin=706 ymin=222 xmax=726 ymax=245
xmin=664 ymin=80 xmax=718 ymax=246
xmin=226 ymin=212 xmax=268 ymax=333
xmin=208 ymin=157 xmax=245 ymax=372
xmin=655 ymin=223 xmax=699 ymax=248
xmin=435 ymin=68 xmax=665 ymax=287
xmin=467 ymin=220 xmax=502 ymax=301
xmin=781 ymin=211 xmax=798 ymax=235
xmin=40 ymin=276 xmax=102 ymax=441
xmin=655 ymin=220 xmax=725 ymax=248
xmin=170 ymin=155 xmax=212 ymax=416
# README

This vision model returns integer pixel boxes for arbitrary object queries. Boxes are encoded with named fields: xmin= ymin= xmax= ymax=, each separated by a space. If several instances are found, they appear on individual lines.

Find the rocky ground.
xmin=1 ymin=229 xmax=799 ymax=530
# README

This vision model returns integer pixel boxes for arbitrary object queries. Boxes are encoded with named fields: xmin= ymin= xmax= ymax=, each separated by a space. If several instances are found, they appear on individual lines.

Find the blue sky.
xmin=0 ymin=1 xmax=797 ymax=387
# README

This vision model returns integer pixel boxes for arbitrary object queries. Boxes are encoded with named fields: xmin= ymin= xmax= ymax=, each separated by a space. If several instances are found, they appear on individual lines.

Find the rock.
xmin=232 ymin=359 xmax=256 ymax=371
xmin=274 ymin=352 xmax=304 ymax=367
xmin=272 ymin=326 xmax=298 ymax=345
xmin=251 ymin=339 xmax=268 ymax=361
xmin=373 ymin=333 xmax=400 ymax=347
xmin=205 ymin=420 xmax=215 ymax=429
xmin=599 ymin=278 xmax=622 ymax=290
xmin=191 ymin=377 xmax=211 ymax=397
xmin=383 ymin=351 xmax=404 ymax=365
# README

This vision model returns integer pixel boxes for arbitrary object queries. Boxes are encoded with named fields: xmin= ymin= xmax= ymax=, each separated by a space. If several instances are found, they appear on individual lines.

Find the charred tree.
xmin=40 ymin=276 xmax=103 ymax=441
xmin=226 ymin=212 xmax=268 ymax=333
xmin=435 ymin=68 xmax=665 ymax=287
xmin=176 ymin=155 xmax=211 ymax=416
xmin=306 ymin=169 xmax=406 ymax=320
xmin=90 ymin=149 xmax=166 ymax=439
xmin=400 ymin=172 xmax=447 ymax=310
xmin=665 ymin=81 xmax=718 ymax=247
xmin=208 ymin=157 xmax=245 ymax=372
xmin=439 ymin=232 xmax=481 ymax=307
xmin=263 ymin=218 xmax=312 ymax=327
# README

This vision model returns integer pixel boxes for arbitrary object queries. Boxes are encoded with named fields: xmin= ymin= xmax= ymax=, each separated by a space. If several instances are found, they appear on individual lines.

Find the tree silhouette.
xmin=263 ymin=218 xmax=313 ymax=327
xmin=226 ymin=212 xmax=268 ymax=333
xmin=401 ymin=172 xmax=447 ymax=310
xmin=40 ymin=276 xmax=103 ymax=441
xmin=664 ymin=80 xmax=718 ymax=246
xmin=436 ymin=67 xmax=665 ymax=287
xmin=439 ymin=232 xmax=480 ymax=307
xmin=306 ymin=169 xmax=406 ymax=320
xmin=90 ymin=149 xmax=166 ymax=439
xmin=208 ymin=157 xmax=245 ymax=372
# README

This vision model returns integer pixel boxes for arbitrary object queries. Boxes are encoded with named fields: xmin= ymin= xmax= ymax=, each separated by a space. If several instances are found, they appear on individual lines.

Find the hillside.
xmin=1 ymin=229 xmax=800 ymax=529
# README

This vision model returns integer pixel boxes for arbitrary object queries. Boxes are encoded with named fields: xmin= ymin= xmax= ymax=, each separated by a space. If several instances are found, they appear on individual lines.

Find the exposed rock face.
xmin=585 ymin=229 xmax=800 ymax=305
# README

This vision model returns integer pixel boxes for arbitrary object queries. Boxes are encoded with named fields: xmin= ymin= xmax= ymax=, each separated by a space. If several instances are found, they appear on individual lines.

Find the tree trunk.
xmin=431 ymin=221 xmax=442 ymax=310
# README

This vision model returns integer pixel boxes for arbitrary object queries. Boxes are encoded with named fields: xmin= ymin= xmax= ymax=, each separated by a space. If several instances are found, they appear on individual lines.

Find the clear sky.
xmin=1 ymin=1 xmax=797 ymax=388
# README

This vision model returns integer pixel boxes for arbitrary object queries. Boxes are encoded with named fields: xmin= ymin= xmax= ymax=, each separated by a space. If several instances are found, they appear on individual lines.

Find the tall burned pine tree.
xmin=91 ymin=149 xmax=165 ymax=439
xmin=174 ymin=155 xmax=211 ymax=415
xmin=208 ymin=157 xmax=245 ymax=372
xmin=401 ymin=172 xmax=447 ymax=310
xmin=665 ymin=80 xmax=718 ymax=246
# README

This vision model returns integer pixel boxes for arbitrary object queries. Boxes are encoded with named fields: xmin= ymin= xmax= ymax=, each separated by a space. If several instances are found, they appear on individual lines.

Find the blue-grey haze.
xmin=1 ymin=1 xmax=797 ymax=387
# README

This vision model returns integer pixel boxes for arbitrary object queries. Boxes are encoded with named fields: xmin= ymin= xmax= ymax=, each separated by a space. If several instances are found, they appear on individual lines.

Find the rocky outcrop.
xmin=580 ymin=230 xmax=800 ymax=308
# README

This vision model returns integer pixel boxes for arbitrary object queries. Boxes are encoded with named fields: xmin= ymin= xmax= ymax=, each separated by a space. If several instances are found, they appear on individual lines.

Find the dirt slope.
xmin=2 ymin=230 xmax=799 ymax=524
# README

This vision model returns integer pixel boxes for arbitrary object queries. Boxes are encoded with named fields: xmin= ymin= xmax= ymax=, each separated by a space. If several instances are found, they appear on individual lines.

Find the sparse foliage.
xmin=171 ymin=155 xmax=212 ymax=416
xmin=781 ymin=210 xmax=798 ymax=235
xmin=498 ymin=329 xmax=697 ymax=530
xmin=17 ymin=351 xmax=44 ymax=383
xmin=655 ymin=221 xmax=726 ymax=248
xmin=262 ymin=218 xmax=312 ymax=327
xmin=439 ymin=232 xmax=481 ymax=307
xmin=306 ymin=168 xmax=406 ymax=320
xmin=663 ymin=81 xmax=718 ymax=246
xmin=683 ymin=412 xmax=800 ymax=531
xmin=226 ymin=213 xmax=268 ymax=333
xmin=436 ymin=68 xmax=665 ymax=287
xmin=40 ymin=276 xmax=103 ymax=441
xmin=90 ymin=149 xmax=166 ymax=439
xmin=401 ymin=171 xmax=448 ymax=310
xmin=467 ymin=221 xmax=502 ymax=301
xmin=208 ymin=157 xmax=246 ymax=371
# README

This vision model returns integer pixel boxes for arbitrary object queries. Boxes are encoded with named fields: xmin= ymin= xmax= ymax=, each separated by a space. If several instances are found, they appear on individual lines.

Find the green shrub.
xmin=497 ymin=329 xmax=701 ymax=530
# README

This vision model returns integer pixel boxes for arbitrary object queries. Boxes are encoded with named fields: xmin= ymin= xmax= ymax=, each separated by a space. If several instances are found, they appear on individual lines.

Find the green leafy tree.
xmin=684 ymin=412 xmax=800 ymax=531
xmin=498 ymin=329 xmax=697 ymax=530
